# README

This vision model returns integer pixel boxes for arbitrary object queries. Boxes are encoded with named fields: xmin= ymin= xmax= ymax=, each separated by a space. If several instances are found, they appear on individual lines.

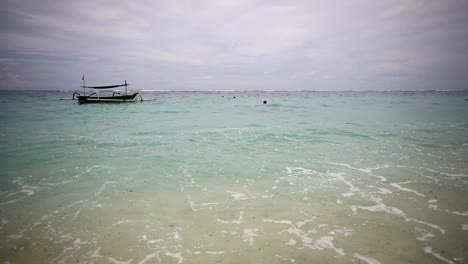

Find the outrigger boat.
xmin=62 ymin=79 xmax=144 ymax=104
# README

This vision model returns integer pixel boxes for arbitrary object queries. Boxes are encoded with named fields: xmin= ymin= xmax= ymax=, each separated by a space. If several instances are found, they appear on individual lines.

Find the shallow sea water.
xmin=0 ymin=90 xmax=467 ymax=263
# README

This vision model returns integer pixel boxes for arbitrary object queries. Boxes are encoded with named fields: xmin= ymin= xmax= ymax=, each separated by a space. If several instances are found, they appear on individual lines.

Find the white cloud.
xmin=1 ymin=0 xmax=468 ymax=90
xmin=0 ymin=71 xmax=28 ymax=87
xmin=382 ymin=0 xmax=427 ymax=18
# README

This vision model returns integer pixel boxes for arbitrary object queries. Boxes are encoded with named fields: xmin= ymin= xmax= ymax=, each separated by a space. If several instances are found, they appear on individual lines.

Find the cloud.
xmin=1 ymin=0 xmax=468 ymax=90
xmin=0 ymin=58 xmax=16 ymax=63
xmin=0 ymin=71 xmax=28 ymax=86
xmin=382 ymin=0 xmax=427 ymax=18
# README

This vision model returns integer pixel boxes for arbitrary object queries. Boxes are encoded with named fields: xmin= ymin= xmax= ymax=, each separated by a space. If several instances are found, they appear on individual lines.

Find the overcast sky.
xmin=1 ymin=0 xmax=468 ymax=90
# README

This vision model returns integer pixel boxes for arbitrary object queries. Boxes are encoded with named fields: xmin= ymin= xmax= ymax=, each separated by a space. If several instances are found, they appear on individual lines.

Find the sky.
xmin=0 ymin=0 xmax=468 ymax=91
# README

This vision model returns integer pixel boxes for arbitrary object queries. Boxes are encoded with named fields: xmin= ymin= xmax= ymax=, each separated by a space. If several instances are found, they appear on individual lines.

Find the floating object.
xmin=61 ymin=79 xmax=145 ymax=103
xmin=263 ymin=100 xmax=267 ymax=104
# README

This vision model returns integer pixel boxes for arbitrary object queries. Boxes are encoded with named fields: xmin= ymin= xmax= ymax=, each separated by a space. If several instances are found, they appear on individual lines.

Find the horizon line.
xmin=1 ymin=89 xmax=468 ymax=93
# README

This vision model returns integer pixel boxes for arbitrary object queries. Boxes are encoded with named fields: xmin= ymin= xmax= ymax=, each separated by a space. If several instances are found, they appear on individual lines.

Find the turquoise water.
xmin=0 ymin=90 xmax=467 ymax=263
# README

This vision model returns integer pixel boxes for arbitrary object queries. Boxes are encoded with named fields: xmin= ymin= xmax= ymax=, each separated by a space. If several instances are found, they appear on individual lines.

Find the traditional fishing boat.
xmin=76 ymin=80 xmax=143 ymax=104
xmin=62 ymin=77 xmax=144 ymax=103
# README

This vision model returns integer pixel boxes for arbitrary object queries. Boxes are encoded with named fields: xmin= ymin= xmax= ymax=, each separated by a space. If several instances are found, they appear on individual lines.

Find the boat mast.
xmin=82 ymin=74 xmax=86 ymax=96
xmin=125 ymin=80 xmax=128 ymax=95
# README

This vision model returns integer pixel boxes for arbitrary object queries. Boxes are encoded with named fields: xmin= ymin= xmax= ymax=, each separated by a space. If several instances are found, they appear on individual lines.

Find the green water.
xmin=0 ymin=91 xmax=467 ymax=263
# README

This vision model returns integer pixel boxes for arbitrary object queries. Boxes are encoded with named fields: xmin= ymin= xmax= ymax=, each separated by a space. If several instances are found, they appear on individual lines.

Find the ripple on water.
xmin=1 ymin=91 xmax=468 ymax=263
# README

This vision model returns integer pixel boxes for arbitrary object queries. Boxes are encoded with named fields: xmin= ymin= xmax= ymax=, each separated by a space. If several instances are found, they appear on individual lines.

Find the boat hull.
xmin=78 ymin=93 xmax=140 ymax=104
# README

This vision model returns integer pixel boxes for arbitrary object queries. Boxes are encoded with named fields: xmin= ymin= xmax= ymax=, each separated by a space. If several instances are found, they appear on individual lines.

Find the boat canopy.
xmin=81 ymin=83 xmax=129 ymax=90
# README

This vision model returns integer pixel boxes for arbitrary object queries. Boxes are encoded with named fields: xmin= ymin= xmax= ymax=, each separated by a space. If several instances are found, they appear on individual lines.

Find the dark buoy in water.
xmin=233 ymin=96 xmax=236 ymax=99
xmin=263 ymin=100 xmax=267 ymax=104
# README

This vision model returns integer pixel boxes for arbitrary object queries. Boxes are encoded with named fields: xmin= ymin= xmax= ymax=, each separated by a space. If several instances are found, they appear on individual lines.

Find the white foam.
xmin=351 ymin=203 xmax=405 ymax=218
xmin=285 ymin=167 xmax=317 ymax=175
xmin=186 ymin=195 xmax=197 ymax=212
xmin=205 ymin=251 xmax=224 ymax=255
xmin=192 ymin=243 xmax=214 ymax=250
xmin=110 ymin=220 xmax=140 ymax=227
xmin=424 ymin=247 xmax=455 ymax=264
xmin=70 ymin=209 xmax=81 ymax=221
xmin=296 ymin=219 xmax=314 ymax=228
xmin=265 ymin=218 xmax=314 ymax=246
xmin=264 ymin=217 xmax=345 ymax=256
xmin=0 ymin=218 xmax=7 ymax=231
xmin=329 ymin=227 xmax=353 ymax=237
xmin=264 ymin=219 xmax=293 ymax=225
xmin=107 ymin=257 xmax=133 ymax=264
xmin=43 ymin=179 xmax=73 ymax=187
xmin=221 ymin=231 xmax=237 ymax=237
xmin=165 ymin=251 xmax=184 ymax=264
xmin=147 ymin=239 xmax=164 ymax=246
xmin=201 ymin=203 xmax=218 ymax=206
xmin=341 ymin=192 xmax=355 ymax=197
xmin=416 ymin=232 xmax=434 ymax=241
xmin=350 ymin=198 xmax=445 ymax=234
xmin=226 ymin=191 xmax=248 ymax=200
xmin=87 ymin=247 xmax=101 ymax=258
xmin=136 ymin=251 xmax=161 ymax=264
xmin=428 ymin=203 xmax=468 ymax=216
xmin=12 ymin=176 xmax=24 ymax=185
xmin=22 ymin=185 xmax=38 ymax=195
xmin=422 ymin=174 xmax=439 ymax=183
xmin=0 ymin=196 xmax=25 ymax=204
xmin=329 ymin=172 xmax=360 ymax=197
xmin=390 ymin=181 xmax=425 ymax=197
xmin=284 ymin=238 xmax=297 ymax=246
xmin=73 ymin=164 xmax=112 ymax=179
xmin=422 ymin=168 xmax=468 ymax=178
xmin=171 ymin=230 xmax=182 ymax=240
xmin=354 ymin=253 xmax=382 ymax=264
xmin=242 ymin=229 xmax=258 ymax=246
xmin=59 ymin=233 xmax=74 ymax=242
xmin=2 ymin=185 xmax=40 ymax=204
xmin=327 ymin=162 xmax=372 ymax=173
xmin=276 ymin=255 xmax=296 ymax=263
xmin=217 ymin=211 xmax=244 ymax=224
xmin=376 ymin=188 xmax=393 ymax=195
xmin=462 ymin=223 xmax=468 ymax=231
xmin=312 ymin=236 xmax=345 ymax=255
xmin=8 ymin=234 xmax=24 ymax=240
xmin=410 ymin=219 xmax=445 ymax=235
xmin=94 ymin=183 xmax=106 ymax=196
xmin=326 ymin=162 xmax=388 ymax=181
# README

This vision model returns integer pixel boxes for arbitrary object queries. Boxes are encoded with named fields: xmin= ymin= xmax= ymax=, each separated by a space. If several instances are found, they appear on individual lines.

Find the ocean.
xmin=0 ymin=90 xmax=467 ymax=263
